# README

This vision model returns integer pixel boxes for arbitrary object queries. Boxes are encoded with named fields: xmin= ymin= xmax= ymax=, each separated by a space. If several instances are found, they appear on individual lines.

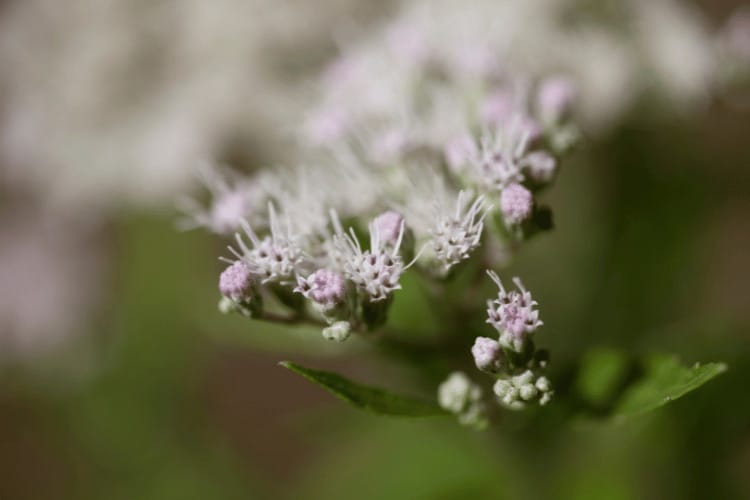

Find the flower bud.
xmin=519 ymin=384 xmax=539 ymax=401
xmin=322 ymin=321 xmax=351 ymax=342
xmin=512 ymin=369 xmax=535 ymax=387
xmin=438 ymin=372 xmax=488 ymax=429
xmin=295 ymin=269 xmax=347 ymax=311
xmin=471 ymin=337 xmax=503 ymax=372
xmin=500 ymin=183 xmax=534 ymax=225
xmin=219 ymin=261 xmax=254 ymax=302
xmin=535 ymin=376 xmax=551 ymax=393
xmin=438 ymin=372 xmax=479 ymax=413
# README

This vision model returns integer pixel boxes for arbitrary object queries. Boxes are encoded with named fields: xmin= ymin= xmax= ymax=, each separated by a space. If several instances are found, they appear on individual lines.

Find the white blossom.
xmin=330 ymin=212 xmax=407 ymax=302
xmin=486 ymin=271 xmax=543 ymax=352
xmin=430 ymin=191 xmax=489 ymax=272
xmin=229 ymin=203 xmax=306 ymax=284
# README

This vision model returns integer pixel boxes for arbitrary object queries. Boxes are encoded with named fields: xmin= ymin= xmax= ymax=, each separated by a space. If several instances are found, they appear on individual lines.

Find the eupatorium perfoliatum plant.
xmin=180 ymin=5 xmax=727 ymax=429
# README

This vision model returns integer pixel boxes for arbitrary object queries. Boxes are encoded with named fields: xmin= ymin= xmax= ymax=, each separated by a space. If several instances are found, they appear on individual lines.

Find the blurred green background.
xmin=1 ymin=1 xmax=749 ymax=499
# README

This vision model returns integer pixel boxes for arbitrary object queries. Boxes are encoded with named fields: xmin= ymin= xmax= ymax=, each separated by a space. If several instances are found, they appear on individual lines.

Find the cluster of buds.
xmin=484 ymin=272 xmax=551 ymax=407
xmin=438 ymin=372 xmax=488 ymax=429
xmin=494 ymin=370 xmax=552 ymax=410
xmin=440 ymin=271 xmax=553 ymax=423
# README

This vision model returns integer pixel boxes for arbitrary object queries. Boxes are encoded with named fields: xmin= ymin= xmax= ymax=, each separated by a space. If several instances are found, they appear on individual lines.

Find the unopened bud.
xmin=500 ymin=183 xmax=534 ymax=225
xmin=219 ymin=261 xmax=254 ymax=302
xmin=471 ymin=337 xmax=504 ymax=372
xmin=322 ymin=321 xmax=352 ymax=342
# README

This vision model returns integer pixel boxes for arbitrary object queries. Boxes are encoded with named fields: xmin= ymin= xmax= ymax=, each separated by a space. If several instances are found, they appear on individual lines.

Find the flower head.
xmin=331 ymin=211 xmax=407 ymax=302
xmin=294 ymin=269 xmax=347 ymax=310
xmin=486 ymin=271 xmax=543 ymax=351
xmin=230 ymin=203 xmax=305 ymax=284
xmin=473 ymin=116 xmax=540 ymax=191
xmin=430 ymin=191 xmax=489 ymax=272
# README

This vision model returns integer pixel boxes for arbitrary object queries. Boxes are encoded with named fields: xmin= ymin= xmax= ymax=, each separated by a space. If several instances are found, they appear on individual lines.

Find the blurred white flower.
xmin=0 ymin=0 xmax=368 ymax=210
xmin=632 ymin=0 xmax=715 ymax=108
xmin=0 ymin=209 xmax=106 ymax=359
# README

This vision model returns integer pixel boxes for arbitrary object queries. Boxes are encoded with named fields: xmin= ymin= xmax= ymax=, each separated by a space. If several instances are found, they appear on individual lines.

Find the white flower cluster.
xmin=0 ymin=0 xmax=370 ymax=210
xmin=188 ymin=0 xmax=575 ymax=427
xmin=185 ymin=0 xmax=750 ymax=427
xmin=192 ymin=4 xmax=579 ymax=343
xmin=183 ymin=0 xmax=750 ymax=426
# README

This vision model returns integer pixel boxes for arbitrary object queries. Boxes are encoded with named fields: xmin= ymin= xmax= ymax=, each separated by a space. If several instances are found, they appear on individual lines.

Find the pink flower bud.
xmin=472 ymin=337 xmax=503 ymax=372
xmin=219 ymin=261 xmax=254 ymax=301
xmin=500 ymin=183 xmax=533 ymax=225
xmin=295 ymin=269 xmax=347 ymax=309
xmin=374 ymin=211 xmax=405 ymax=245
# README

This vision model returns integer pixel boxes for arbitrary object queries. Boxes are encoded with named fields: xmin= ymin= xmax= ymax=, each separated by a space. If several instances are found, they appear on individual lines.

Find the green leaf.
xmin=279 ymin=361 xmax=448 ymax=417
xmin=576 ymin=348 xmax=630 ymax=408
xmin=613 ymin=355 xmax=727 ymax=418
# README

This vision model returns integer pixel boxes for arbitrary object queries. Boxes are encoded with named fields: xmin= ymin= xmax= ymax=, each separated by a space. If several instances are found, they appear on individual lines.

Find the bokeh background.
xmin=0 ymin=0 xmax=748 ymax=499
